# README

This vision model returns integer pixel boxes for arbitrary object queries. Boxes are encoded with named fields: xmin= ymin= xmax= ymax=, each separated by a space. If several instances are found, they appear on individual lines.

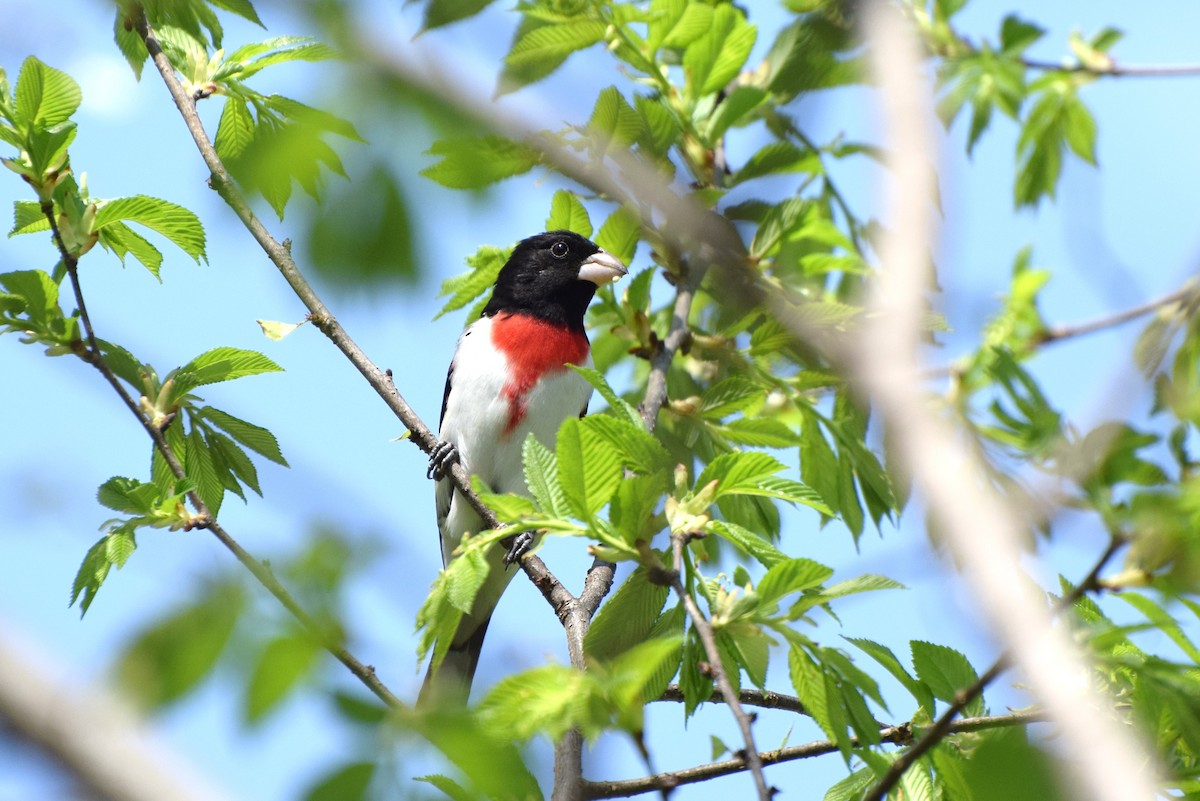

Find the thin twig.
xmin=1035 ymin=281 xmax=1199 ymax=344
xmin=639 ymin=263 xmax=700 ymax=432
xmin=40 ymin=206 xmax=405 ymax=711
xmin=862 ymin=534 xmax=1125 ymax=801
xmin=1021 ymin=57 xmax=1200 ymax=78
xmin=580 ymin=709 xmax=1047 ymax=799
xmin=656 ymin=685 xmax=808 ymax=716
xmin=669 ymin=532 xmax=772 ymax=801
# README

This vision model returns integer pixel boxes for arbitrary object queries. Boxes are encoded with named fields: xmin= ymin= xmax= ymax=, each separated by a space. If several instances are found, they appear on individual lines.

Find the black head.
xmin=481 ymin=230 xmax=627 ymax=330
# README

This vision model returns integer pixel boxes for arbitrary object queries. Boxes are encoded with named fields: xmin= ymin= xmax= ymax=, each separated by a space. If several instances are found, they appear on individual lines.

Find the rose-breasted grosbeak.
xmin=421 ymin=230 xmax=627 ymax=704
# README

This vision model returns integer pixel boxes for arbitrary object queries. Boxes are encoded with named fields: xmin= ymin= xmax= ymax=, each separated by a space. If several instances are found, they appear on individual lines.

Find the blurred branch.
xmin=580 ymin=709 xmax=1048 ymax=799
xmin=1034 ymin=280 xmax=1200 ymax=345
xmin=854 ymin=6 xmax=1160 ymax=801
xmin=864 ymin=534 xmax=1124 ymax=801
xmin=668 ymin=531 xmax=771 ymax=801
xmin=41 ymin=202 xmax=406 ymax=712
xmin=1021 ymin=57 xmax=1200 ymax=77
xmin=0 ymin=626 xmax=235 ymax=801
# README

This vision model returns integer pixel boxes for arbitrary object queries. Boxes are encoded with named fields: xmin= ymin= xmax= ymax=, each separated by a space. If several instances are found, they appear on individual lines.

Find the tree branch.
xmin=862 ymin=533 xmax=1125 ymax=801
xmin=0 ymin=625 xmax=236 ymax=801
xmin=1034 ymin=280 xmax=1200 ymax=345
xmin=580 ymin=709 xmax=1048 ymax=799
xmin=42 ymin=192 xmax=404 ymax=713
xmin=668 ymin=532 xmax=772 ymax=800
xmin=656 ymin=685 xmax=809 ymax=716
xmin=1021 ymin=56 xmax=1200 ymax=78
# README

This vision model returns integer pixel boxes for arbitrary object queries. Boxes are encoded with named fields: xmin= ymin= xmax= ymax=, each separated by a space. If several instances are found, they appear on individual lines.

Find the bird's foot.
xmin=503 ymin=531 xmax=535 ymax=567
xmin=427 ymin=440 xmax=459 ymax=480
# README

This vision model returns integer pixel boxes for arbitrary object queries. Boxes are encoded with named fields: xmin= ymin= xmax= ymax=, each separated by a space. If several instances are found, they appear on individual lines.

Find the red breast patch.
xmin=490 ymin=312 xmax=589 ymax=435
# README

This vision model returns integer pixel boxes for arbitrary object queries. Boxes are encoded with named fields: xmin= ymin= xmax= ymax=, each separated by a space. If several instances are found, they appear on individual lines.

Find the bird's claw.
xmin=427 ymin=440 xmax=459 ymax=480
xmin=503 ymin=531 xmax=535 ymax=567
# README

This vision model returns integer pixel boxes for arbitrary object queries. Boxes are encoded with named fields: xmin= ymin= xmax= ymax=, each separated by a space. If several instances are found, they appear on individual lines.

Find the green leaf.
xmin=186 ymin=426 xmax=224 ymax=515
xmin=656 ymin=1 xmax=713 ymax=50
xmin=585 ymin=567 xmax=669 ymax=661
xmin=421 ymin=0 xmax=496 ymax=31
xmin=682 ymin=4 xmax=756 ymax=97
xmin=595 ymin=206 xmax=640 ymax=268
xmin=10 ymin=200 xmax=50 ymax=236
xmin=245 ymin=632 xmax=321 ymax=723
xmin=911 ymin=641 xmax=983 ymax=716
xmin=545 ymin=190 xmax=592 ymax=237
xmin=523 ymin=434 xmax=570 ymax=517
xmin=93 ymin=196 xmax=206 ymax=263
xmin=200 ymin=407 xmax=288 ymax=466
xmin=557 ymin=416 xmax=622 ymax=517
xmin=117 ymin=583 xmax=245 ymax=707
xmin=480 ymin=664 xmax=585 ymax=741
xmin=96 ymin=476 xmax=157 ymax=515
xmin=582 ymin=414 xmax=671 ymax=476
xmin=568 ymin=364 xmax=642 ymax=427
xmin=697 ymin=451 xmax=784 ymax=496
xmin=14 ymin=57 xmax=81 ymax=128
xmin=586 ymin=86 xmax=643 ymax=155
xmin=706 ymin=520 xmax=787 ymax=568
xmin=214 ymin=93 xmax=255 ymax=161
xmin=845 ymin=637 xmax=935 ymax=716
xmin=757 ymin=558 xmax=833 ymax=604
xmin=699 ymin=376 xmax=761 ymax=419
xmin=303 ymin=763 xmax=375 ymax=801
xmin=0 ymin=269 xmax=59 ymax=331
xmin=420 ymin=135 xmax=540 ymax=189
xmin=707 ymin=86 xmax=768 ymax=142
xmin=171 ymin=347 xmax=283 ymax=396
xmin=501 ymin=19 xmax=607 ymax=91
xmin=436 ymin=245 xmax=509 ymax=320
xmin=98 ymin=222 xmax=164 ymax=278
xmin=69 ymin=527 xmax=137 ymax=615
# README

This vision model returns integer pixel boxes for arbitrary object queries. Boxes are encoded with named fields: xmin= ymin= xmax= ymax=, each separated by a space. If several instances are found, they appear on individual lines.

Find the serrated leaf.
xmin=93 ymin=196 xmax=206 ymax=263
xmin=421 ymin=135 xmax=540 ymax=189
xmin=171 ymin=347 xmax=283 ymax=397
xmin=200 ymin=407 xmax=288 ymax=466
xmin=545 ymin=190 xmax=592 ymax=237
xmin=757 ymin=558 xmax=833 ymax=604
xmin=501 ymin=19 xmax=607 ymax=91
xmin=436 ymin=245 xmax=508 ymax=320
xmin=595 ymin=206 xmax=640 ymax=267
xmin=845 ymin=637 xmax=935 ymax=716
xmin=587 ymin=86 xmax=643 ymax=155
xmin=10 ymin=200 xmax=50 ymax=236
xmin=911 ymin=640 xmax=983 ymax=716
xmin=98 ymin=221 xmax=164 ymax=278
xmin=96 ymin=476 xmax=157 ymax=515
xmin=699 ymin=376 xmax=761 ymax=419
xmin=14 ymin=56 xmax=81 ymax=128
xmin=585 ymin=567 xmax=669 ymax=661
xmin=523 ymin=434 xmax=569 ymax=517
xmin=582 ymin=414 xmax=671 ymax=476
xmin=707 ymin=85 xmax=768 ymax=142
xmin=569 ymin=364 xmax=642 ymax=427
xmin=214 ymin=94 xmax=255 ymax=161
xmin=706 ymin=520 xmax=787 ymax=568
xmin=557 ymin=416 xmax=622 ymax=517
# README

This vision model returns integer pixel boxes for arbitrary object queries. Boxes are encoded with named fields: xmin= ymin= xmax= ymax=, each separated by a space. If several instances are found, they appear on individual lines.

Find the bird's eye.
xmin=550 ymin=241 xmax=569 ymax=259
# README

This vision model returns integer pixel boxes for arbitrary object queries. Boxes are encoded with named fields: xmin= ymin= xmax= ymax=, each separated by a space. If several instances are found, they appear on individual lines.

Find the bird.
xmin=420 ymin=230 xmax=627 ymax=705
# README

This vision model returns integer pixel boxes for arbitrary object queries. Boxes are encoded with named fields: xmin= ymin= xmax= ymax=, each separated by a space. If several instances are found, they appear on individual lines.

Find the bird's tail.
xmin=417 ymin=617 xmax=491 ymax=707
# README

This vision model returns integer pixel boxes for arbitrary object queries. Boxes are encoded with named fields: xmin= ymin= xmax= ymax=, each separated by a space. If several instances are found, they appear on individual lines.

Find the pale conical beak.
xmin=578 ymin=249 xmax=628 ymax=285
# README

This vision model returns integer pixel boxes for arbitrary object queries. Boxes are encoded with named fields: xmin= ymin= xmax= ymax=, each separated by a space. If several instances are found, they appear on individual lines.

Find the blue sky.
xmin=1 ymin=1 xmax=1198 ymax=799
